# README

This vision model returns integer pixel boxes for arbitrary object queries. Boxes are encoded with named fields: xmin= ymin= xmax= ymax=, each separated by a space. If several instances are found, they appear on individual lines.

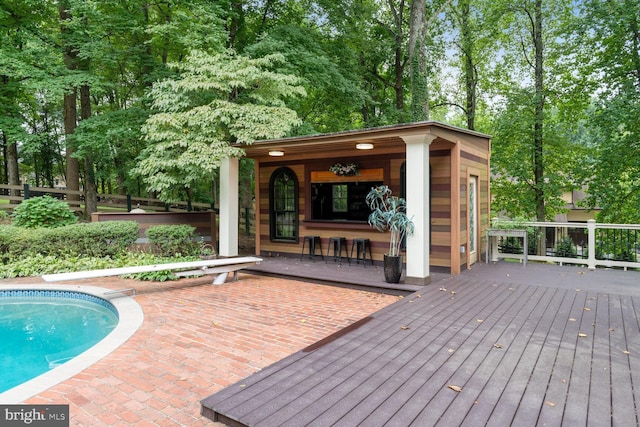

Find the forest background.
xmin=0 ymin=0 xmax=638 ymax=224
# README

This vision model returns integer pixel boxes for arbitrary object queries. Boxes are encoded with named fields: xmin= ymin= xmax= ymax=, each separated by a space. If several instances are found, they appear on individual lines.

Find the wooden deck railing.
xmin=489 ymin=219 xmax=640 ymax=271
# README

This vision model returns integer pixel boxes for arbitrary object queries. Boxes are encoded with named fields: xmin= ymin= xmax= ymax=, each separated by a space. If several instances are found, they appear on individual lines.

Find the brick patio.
xmin=3 ymin=274 xmax=398 ymax=426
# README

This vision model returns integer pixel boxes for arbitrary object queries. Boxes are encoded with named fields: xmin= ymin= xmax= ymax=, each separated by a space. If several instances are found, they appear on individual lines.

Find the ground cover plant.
xmin=0 ymin=198 xmax=205 ymax=280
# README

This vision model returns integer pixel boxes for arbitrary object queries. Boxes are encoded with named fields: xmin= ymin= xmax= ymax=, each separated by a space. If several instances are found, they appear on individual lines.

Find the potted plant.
xmin=365 ymin=185 xmax=415 ymax=283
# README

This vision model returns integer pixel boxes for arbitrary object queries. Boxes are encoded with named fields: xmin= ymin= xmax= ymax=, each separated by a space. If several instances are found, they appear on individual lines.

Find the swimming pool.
xmin=0 ymin=290 xmax=119 ymax=393
xmin=0 ymin=285 xmax=144 ymax=403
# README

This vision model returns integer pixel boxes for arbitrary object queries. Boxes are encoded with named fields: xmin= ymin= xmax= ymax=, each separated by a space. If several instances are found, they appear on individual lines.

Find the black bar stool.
xmin=300 ymin=236 xmax=324 ymax=262
xmin=350 ymin=238 xmax=373 ymax=267
xmin=326 ymin=237 xmax=350 ymax=266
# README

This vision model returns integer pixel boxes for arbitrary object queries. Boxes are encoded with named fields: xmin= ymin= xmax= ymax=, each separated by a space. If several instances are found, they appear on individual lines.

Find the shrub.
xmin=0 ymin=210 xmax=10 ymax=224
xmin=554 ymin=236 xmax=577 ymax=258
xmin=146 ymin=224 xmax=201 ymax=257
xmin=0 ymin=221 xmax=139 ymax=259
xmin=12 ymin=195 xmax=77 ymax=228
xmin=0 ymin=251 xmax=196 ymax=279
xmin=43 ymin=221 xmax=140 ymax=257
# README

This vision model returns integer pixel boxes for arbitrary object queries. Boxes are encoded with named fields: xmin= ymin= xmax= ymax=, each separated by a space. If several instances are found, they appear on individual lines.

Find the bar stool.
xmin=300 ymin=236 xmax=324 ymax=262
xmin=350 ymin=238 xmax=373 ymax=267
xmin=326 ymin=237 xmax=350 ymax=266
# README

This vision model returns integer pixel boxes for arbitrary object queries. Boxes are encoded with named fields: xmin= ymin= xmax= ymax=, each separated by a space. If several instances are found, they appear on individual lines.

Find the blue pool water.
xmin=0 ymin=290 xmax=118 ymax=393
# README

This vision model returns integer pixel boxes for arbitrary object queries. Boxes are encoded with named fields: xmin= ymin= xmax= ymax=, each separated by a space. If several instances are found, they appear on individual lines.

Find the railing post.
xmin=126 ymin=194 xmax=132 ymax=212
xmin=23 ymin=183 xmax=30 ymax=200
xmin=587 ymin=219 xmax=596 ymax=270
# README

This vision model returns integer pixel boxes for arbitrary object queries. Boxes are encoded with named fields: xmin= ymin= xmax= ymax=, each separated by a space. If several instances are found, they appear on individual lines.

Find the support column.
xmin=587 ymin=219 xmax=596 ymax=270
xmin=219 ymin=157 xmax=239 ymax=257
xmin=402 ymin=133 xmax=436 ymax=285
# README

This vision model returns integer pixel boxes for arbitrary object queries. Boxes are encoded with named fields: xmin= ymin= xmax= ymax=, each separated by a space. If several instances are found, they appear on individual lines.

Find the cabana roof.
xmin=239 ymin=121 xmax=491 ymax=159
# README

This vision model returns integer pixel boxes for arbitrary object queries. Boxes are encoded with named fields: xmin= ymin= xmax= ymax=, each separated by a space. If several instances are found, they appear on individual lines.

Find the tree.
xmin=441 ymin=0 xmax=503 ymax=131
xmin=576 ymin=0 xmax=640 ymax=223
xmin=0 ymin=0 xmax=59 ymax=194
xmin=488 ymin=0 xmax=586 ymax=223
xmin=133 ymin=50 xmax=305 ymax=203
xmin=244 ymin=24 xmax=366 ymax=134
xmin=58 ymin=0 xmax=81 ymax=202
xmin=408 ymin=0 xmax=451 ymax=121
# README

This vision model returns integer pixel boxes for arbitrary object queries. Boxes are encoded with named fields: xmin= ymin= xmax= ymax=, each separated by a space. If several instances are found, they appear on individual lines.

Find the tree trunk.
xmin=460 ymin=0 xmax=477 ymax=130
xmin=4 ymin=131 xmax=20 ymax=202
xmin=389 ymin=0 xmax=406 ymax=113
xmin=409 ymin=0 xmax=429 ymax=121
xmin=228 ymin=1 xmax=243 ymax=49
xmin=533 ymin=0 xmax=545 ymax=223
xmin=80 ymin=84 xmax=98 ymax=216
xmin=59 ymin=2 xmax=80 ymax=203
xmin=2 ymin=131 xmax=7 ymax=184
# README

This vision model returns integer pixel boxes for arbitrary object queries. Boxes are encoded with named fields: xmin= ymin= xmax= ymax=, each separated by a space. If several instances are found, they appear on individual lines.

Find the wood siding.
xmin=251 ymin=129 xmax=490 ymax=275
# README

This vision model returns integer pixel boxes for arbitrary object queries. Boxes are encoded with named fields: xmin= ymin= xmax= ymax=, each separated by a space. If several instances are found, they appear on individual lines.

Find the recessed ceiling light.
xmin=268 ymin=150 xmax=285 ymax=156
xmin=356 ymin=143 xmax=374 ymax=150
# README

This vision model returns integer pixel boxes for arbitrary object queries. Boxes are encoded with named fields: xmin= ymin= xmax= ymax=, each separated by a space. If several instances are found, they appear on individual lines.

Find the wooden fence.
xmin=0 ymin=183 xmax=212 ymax=212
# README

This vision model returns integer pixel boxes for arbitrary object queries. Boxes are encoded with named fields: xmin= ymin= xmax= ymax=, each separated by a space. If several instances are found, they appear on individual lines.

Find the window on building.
xmin=270 ymin=168 xmax=298 ymax=242
xmin=311 ymin=181 xmax=382 ymax=221
xmin=332 ymin=184 xmax=348 ymax=212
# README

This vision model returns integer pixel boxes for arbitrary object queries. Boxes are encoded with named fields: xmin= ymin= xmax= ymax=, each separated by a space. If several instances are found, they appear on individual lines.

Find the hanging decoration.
xmin=329 ymin=162 xmax=359 ymax=176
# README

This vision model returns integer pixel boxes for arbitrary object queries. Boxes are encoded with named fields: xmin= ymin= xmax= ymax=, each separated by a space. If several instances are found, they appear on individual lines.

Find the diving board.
xmin=42 ymin=256 xmax=262 ymax=285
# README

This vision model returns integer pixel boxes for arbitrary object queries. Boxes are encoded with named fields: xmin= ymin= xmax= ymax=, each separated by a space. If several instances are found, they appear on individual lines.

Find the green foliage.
xmin=0 ymin=219 xmax=195 ymax=281
xmin=0 ymin=251 xmax=197 ymax=280
xmin=571 ymin=0 xmax=640 ymax=224
xmin=11 ymin=196 xmax=78 ymax=228
xmin=489 ymin=92 xmax=584 ymax=220
xmin=146 ymin=224 xmax=202 ymax=257
xmin=595 ymin=229 xmax=639 ymax=262
xmin=366 ymin=185 xmax=414 ymax=256
xmin=579 ymin=89 xmax=640 ymax=223
xmin=554 ymin=236 xmax=577 ymax=258
xmin=3 ymin=0 xmax=640 ymax=224
xmin=133 ymin=49 xmax=305 ymax=203
xmin=0 ymin=221 xmax=138 ymax=259
xmin=244 ymin=25 xmax=368 ymax=134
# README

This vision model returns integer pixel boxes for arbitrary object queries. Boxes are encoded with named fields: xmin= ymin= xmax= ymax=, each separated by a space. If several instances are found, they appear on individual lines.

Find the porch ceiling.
xmin=238 ymin=121 xmax=491 ymax=161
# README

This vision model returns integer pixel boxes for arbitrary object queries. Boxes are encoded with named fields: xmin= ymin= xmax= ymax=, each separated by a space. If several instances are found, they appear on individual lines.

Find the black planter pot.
xmin=383 ymin=254 xmax=403 ymax=283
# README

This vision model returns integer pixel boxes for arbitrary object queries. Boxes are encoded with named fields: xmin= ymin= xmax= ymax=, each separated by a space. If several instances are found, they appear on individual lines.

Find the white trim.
xmin=402 ymin=134 xmax=436 ymax=283
xmin=220 ymin=157 xmax=239 ymax=257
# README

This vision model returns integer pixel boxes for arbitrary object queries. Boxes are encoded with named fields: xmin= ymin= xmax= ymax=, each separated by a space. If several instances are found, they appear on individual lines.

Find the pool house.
xmin=218 ymin=121 xmax=492 ymax=283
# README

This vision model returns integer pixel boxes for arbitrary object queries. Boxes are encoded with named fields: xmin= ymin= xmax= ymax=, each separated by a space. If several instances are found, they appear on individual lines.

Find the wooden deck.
xmin=242 ymin=256 xmax=450 ymax=295
xmin=201 ymin=262 xmax=640 ymax=426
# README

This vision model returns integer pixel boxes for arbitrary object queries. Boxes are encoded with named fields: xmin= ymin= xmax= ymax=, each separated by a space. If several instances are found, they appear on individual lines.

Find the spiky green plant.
xmin=365 ymin=185 xmax=415 ymax=257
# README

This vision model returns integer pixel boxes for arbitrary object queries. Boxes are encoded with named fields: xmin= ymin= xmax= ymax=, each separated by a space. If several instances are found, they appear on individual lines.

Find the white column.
xmin=402 ymin=133 xmax=436 ymax=285
xmin=219 ymin=157 xmax=239 ymax=257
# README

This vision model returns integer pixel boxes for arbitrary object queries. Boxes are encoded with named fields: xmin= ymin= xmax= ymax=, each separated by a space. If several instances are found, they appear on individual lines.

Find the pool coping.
xmin=0 ymin=284 xmax=144 ymax=403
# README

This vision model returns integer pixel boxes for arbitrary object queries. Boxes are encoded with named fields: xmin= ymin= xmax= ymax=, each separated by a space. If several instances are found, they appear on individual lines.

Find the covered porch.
xmin=219 ymin=121 xmax=492 ymax=282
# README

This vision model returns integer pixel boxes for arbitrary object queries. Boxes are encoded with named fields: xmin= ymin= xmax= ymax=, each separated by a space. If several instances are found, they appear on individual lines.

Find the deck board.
xmin=509 ymin=288 xmax=576 ymax=426
xmin=201 ymin=262 xmax=640 ymax=426
xmin=609 ymin=295 xmax=638 ymax=425
xmin=622 ymin=296 xmax=640 ymax=425
xmin=289 ymin=279 xmax=504 ymax=425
